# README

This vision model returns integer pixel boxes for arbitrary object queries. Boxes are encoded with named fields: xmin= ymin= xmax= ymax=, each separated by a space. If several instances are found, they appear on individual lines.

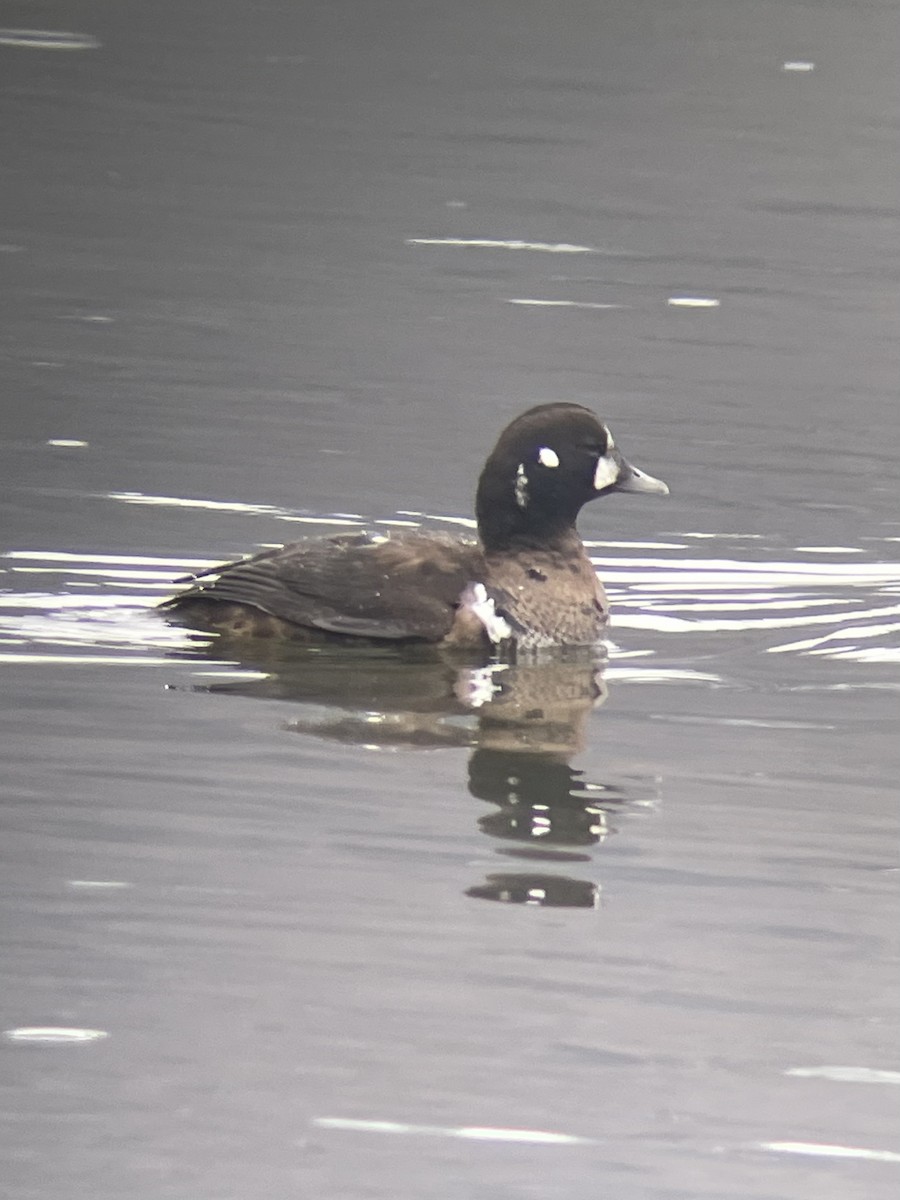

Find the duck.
xmin=160 ymin=403 xmax=668 ymax=651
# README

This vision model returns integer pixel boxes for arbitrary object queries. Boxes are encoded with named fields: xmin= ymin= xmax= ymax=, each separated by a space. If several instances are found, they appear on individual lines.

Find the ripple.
xmin=3 ymin=531 xmax=898 ymax=674
xmin=109 ymin=491 xmax=364 ymax=524
xmin=0 ymin=29 xmax=100 ymax=50
xmin=406 ymin=237 xmax=600 ymax=253
xmin=667 ymin=296 xmax=720 ymax=308
xmin=605 ymin=667 xmax=723 ymax=685
xmin=759 ymin=1141 xmax=900 ymax=1164
xmin=786 ymin=1066 xmax=900 ymax=1085
xmin=507 ymin=298 xmax=627 ymax=310
xmin=0 ymin=550 xmax=220 ymax=664
xmin=4 ymin=1027 xmax=108 ymax=1044
xmin=314 ymin=1117 xmax=591 ymax=1144
xmin=596 ymin=548 xmax=900 ymax=662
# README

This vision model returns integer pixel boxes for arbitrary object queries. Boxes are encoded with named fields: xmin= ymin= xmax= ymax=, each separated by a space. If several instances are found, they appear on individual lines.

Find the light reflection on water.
xmin=2 ymin=503 xmax=897 ymax=907
xmin=2 ymin=504 xmax=898 ymax=673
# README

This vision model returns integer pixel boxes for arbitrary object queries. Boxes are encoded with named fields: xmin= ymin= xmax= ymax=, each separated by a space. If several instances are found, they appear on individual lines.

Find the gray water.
xmin=1 ymin=2 xmax=898 ymax=1197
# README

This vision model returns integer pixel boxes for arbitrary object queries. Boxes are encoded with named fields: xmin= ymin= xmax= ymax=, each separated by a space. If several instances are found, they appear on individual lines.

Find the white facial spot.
xmin=603 ymin=425 xmax=615 ymax=451
xmin=515 ymin=462 xmax=529 ymax=508
xmin=593 ymin=453 xmax=620 ymax=492
xmin=537 ymin=446 xmax=560 ymax=468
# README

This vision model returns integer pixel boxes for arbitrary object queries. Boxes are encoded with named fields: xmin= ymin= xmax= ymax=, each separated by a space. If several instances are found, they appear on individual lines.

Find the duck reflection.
xmin=183 ymin=638 xmax=656 ymax=907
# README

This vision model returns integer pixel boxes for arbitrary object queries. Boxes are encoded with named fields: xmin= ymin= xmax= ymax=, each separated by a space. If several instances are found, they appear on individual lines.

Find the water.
xmin=1 ymin=2 xmax=898 ymax=1197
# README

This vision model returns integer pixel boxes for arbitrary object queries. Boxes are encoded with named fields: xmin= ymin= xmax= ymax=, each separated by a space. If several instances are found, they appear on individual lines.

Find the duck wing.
xmin=162 ymin=530 xmax=485 ymax=642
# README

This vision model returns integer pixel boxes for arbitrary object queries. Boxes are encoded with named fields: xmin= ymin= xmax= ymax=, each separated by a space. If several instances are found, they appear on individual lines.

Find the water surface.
xmin=1 ymin=2 xmax=898 ymax=1197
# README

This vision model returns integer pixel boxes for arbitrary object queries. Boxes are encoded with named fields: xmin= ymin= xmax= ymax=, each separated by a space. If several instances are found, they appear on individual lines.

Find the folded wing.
xmin=162 ymin=530 xmax=484 ymax=642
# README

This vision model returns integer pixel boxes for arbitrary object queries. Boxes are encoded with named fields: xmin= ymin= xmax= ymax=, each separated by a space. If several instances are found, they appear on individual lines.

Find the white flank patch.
xmin=593 ymin=454 xmax=620 ymax=491
xmin=465 ymin=584 xmax=513 ymax=644
xmin=538 ymin=446 xmax=560 ymax=468
xmin=783 ymin=60 xmax=815 ymax=72
xmin=46 ymin=439 xmax=88 ymax=448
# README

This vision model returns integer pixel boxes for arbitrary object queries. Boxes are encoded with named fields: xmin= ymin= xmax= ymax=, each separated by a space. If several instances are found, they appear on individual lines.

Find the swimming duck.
xmin=160 ymin=403 xmax=668 ymax=650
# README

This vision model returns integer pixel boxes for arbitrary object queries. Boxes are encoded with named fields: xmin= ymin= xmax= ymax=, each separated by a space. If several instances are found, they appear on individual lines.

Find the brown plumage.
xmin=160 ymin=403 xmax=668 ymax=650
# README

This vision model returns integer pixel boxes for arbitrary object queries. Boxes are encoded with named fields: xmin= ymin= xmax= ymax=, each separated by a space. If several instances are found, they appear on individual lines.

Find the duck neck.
xmin=475 ymin=478 xmax=583 ymax=557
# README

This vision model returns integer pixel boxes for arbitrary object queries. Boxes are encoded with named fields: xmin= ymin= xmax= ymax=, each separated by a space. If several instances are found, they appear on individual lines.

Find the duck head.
xmin=475 ymin=403 xmax=668 ymax=553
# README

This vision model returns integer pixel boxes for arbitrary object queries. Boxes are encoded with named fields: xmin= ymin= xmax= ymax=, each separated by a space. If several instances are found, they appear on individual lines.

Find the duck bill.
xmin=594 ymin=450 xmax=669 ymax=495
xmin=615 ymin=458 xmax=669 ymax=495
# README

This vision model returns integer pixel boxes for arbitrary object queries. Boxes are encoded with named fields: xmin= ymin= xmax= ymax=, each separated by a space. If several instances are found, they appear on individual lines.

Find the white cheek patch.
xmin=515 ymin=462 xmax=529 ymax=508
xmin=593 ymin=453 xmax=620 ymax=492
xmin=537 ymin=446 xmax=560 ymax=468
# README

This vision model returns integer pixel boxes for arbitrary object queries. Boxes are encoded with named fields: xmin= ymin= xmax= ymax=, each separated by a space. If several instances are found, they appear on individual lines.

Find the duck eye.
xmin=537 ymin=446 xmax=559 ymax=468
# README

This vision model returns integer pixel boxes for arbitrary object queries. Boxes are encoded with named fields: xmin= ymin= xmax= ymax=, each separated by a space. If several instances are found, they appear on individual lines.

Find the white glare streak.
xmin=617 ymin=602 xmax=900 ymax=635
xmin=667 ymin=297 xmax=720 ymax=308
xmin=820 ymin=647 xmax=900 ymax=663
xmin=109 ymin=492 xmax=365 ymax=526
xmin=111 ymin=492 xmax=289 ymax=514
xmin=760 ymin=1141 xmax=900 ymax=1164
xmin=604 ymin=667 xmax=722 ymax=684
xmin=585 ymin=541 xmax=688 ymax=550
xmin=459 ymin=1127 xmax=585 ymax=1144
xmin=655 ymin=597 xmax=850 ymax=613
xmin=0 ymin=654 xmax=180 ymax=665
xmin=591 ymin=557 xmax=900 ymax=581
xmin=507 ymin=298 xmax=626 ymax=309
xmin=12 ymin=567 xmax=184 ymax=580
xmin=280 ymin=516 xmax=363 ymax=525
xmin=313 ymin=1117 xmax=591 ymax=1144
xmin=0 ymin=594 xmax=162 ymax=609
xmin=4 ymin=551 xmax=220 ymax=568
xmin=0 ymin=29 xmax=100 ymax=50
xmin=786 ymin=1066 xmax=900 ymax=1085
xmin=68 ymin=880 xmax=131 ymax=890
xmin=406 ymin=237 xmax=598 ymax=253
xmin=4 ymin=1027 xmax=108 ymax=1043
xmin=769 ymin=620 xmax=900 ymax=654
xmin=398 ymin=512 xmax=478 ymax=529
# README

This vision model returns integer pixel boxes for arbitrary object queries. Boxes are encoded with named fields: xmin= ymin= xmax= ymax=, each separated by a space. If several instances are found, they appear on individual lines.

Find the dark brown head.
xmin=475 ymin=403 xmax=668 ymax=553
